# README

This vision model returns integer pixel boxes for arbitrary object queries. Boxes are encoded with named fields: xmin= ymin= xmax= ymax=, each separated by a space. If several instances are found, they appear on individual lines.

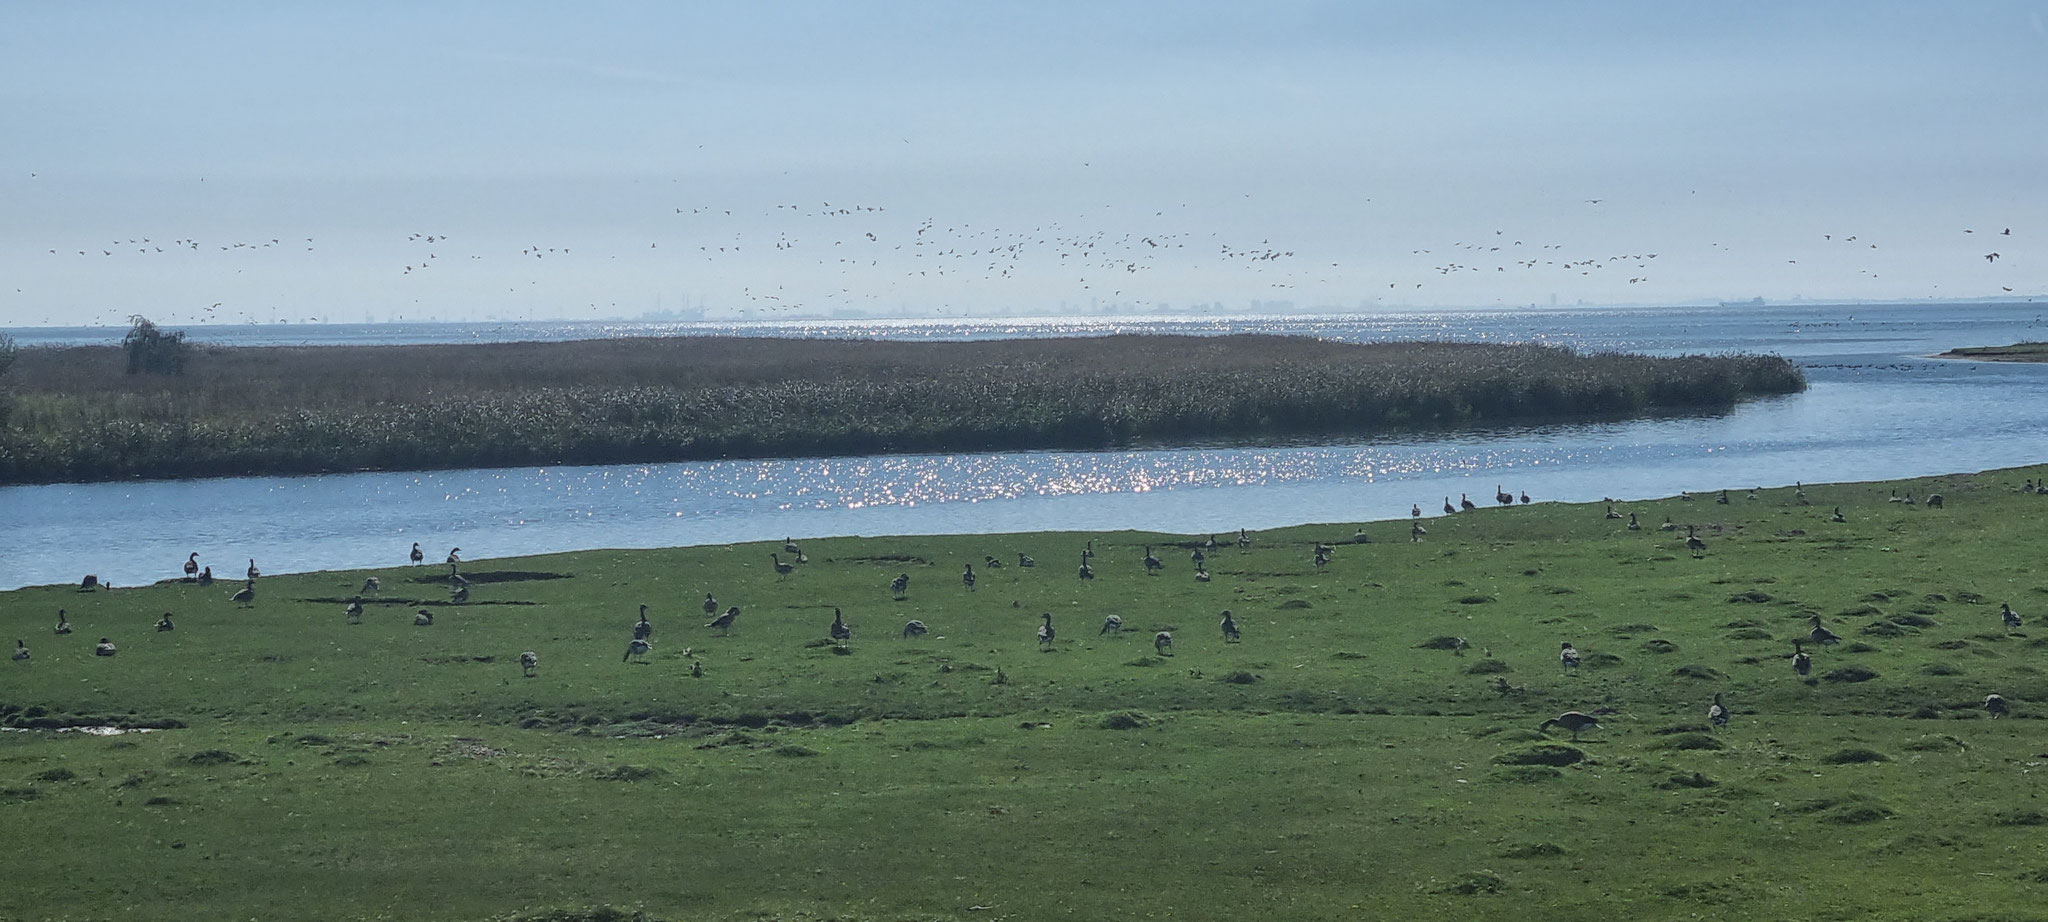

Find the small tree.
xmin=122 ymin=315 xmax=190 ymax=375
xmin=0 ymin=331 xmax=15 ymax=379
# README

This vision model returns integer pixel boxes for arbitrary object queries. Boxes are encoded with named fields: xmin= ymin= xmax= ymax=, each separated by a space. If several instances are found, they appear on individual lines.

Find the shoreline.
xmin=1936 ymin=342 xmax=2048 ymax=362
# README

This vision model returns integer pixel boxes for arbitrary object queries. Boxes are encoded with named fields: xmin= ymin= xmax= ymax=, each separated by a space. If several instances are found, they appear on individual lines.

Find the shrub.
xmin=121 ymin=316 xmax=190 ymax=376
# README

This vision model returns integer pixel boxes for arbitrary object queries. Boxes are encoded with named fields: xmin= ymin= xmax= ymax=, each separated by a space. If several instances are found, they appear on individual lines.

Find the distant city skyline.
xmin=4 ymin=2 xmax=2045 ymax=328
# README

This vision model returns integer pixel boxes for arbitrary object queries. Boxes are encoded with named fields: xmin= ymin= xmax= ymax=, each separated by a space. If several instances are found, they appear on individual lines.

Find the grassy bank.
xmin=1939 ymin=341 xmax=2048 ymax=362
xmin=0 ymin=334 xmax=1803 ymax=484
xmin=4 ymin=464 xmax=2046 ymax=920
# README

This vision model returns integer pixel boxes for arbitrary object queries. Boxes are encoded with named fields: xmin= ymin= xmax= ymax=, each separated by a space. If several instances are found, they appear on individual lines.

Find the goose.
xmin=1560 ymin=642 xmax=1581 ymax=672
xmin=54 ymin=610 xmax=71 ymax=635
xmin=448 ymin=570 xmax=469 ymax=589
xmin=520 ymin=651 xmax=538 ymax=676
xmin=1902 ymin=491 xmax=1916 ymax=505
xmin=1927 ymin=493 xmax=1944 ymax=509
xmin=984 ymin=555 xmax=1004 ymax=569
xmin=1658 ymin=516 xmax=1676 ymax=531
xmin=702 ymin=593 xmax=718 ymax=616
xmin=410 ymin=542 xmax=424 ymax=564
xmin=890 ymin=573 xmax=910 ymax=599
xmin=1410 ymin=521 xmax=1427 ymax=542
xmin=94 ymin=638 xmax=117 ymax=657
xmin=784 ymin=537 xmax=801 ymax=555
xmin=830 ymin=608 xmax=851 ymax=644
xmin=360 ymin=576 xmax=380 ymax=594
xmin=196 ymin=566 xmax=213 ymax=585
xmin=1539 ymin=711 xmax=1600 ymax=741
xmin=772 ymin=553 xmax=794 ymax=576
xmin=247 ymin=559 xmax=260 ymax=580
xmin=230 ymin=581 xmax=255 ymax=605
xmin=12 ymin=640 xmax=28 ymax=662
xmin=634 ymin=605 xmax=653 ymax=640
xmin=1017 ymin=553 xmax=1036 ymax=568
xmin=1626 ymin=512 xmax=1640 ymax=531
xmin=1411 ymin=503 xmax=1422 ymax=518
xmin=1795 ymin=482 xmax=1809 ymax=505
xmin=1679 ymin=491 xmax=1694 ymax=502
xmin=1237 ymin=528 xmax=1252 ymax=549
xmin=1083 ymin=539 xmax=1096 ymax=560
xmin=1708 ymin=693 xmax=1729 ymax=728
xmin=414 ymin=609 xmax=433 ymax=626
xmin=1154 ymin=631 xmax=1174 ymax=656
xmin=690 ymin=660 xmax=704 ymax=678
xmin=1352 ymin=528 xmax=1372 ymax=544
xmin=1037 ymin=612 xmax=1055 ymax=650
xmin=1716 ymin=489 xmax=1730 ymax=505
xmin=1443 ymin=497 xmax=1457 ymax=515
xmin=183 ymin=552 xmax=199 ymax=577
xmin=1192 ymin=547 xmax=1206 ymax=566
xmin=1220 ymin=610 xmax=1240 ymax=643
xmin=1519 ymin=491 xmax=1531 ymax=504
xmin=1986 ymin=694 xmax=2011 ymax=718
xmin=1460 ymin=493 xmax=1476 ymax=511
xmin=1605 ymin=504 xmax=1623 ymax=520
xmin=706 ymin=606 xmax=740 ymax=635
xmin=962 ymin=564 xmax=976 ymax=591
xmin=1143 ymin=546 xmax=1164 ymax=574
xmin=1496 ymin=485 xmax=1513 ymax=506
xmin=1888 ymin=490 xmax=1904 ymax=503
xmin=1195 ymin=566 xmax=1211 ymax=582
xmin=2003 ymin=603 xmax=2023 ymax=630
xmin=902 ymin=620 xmax=929 ymax=639
xmin=1829 ymin=506 xmax=1846 ymax=523
xmin=155 ymin=613 xmax=174 ymax=632
xmin=624 ymin=638 xmax=652 ymax=662
xmin=345 ymin=598 xmax=363 ymax=624
xmin=450 ymin=585 xmax=469 ymax=603
xmin=1685 ymin=525 xmax=1707 ymax=559
xmin=446 ymin=548 xmax=461 ymax=565
xmin=1807 ymin=615 xmax=1841 ymax=646
xmin=1077 ymin=557 xmax=1094 ymax=580
xmin=1792 ymin=640 xmax=1811 ymax=677
xmin=1100 ymin=615 xmax=1123 ymax=635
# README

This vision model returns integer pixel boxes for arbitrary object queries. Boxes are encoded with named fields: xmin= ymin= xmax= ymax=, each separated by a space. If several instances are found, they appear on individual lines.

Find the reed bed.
xmin=0 ymin=334 xmax=1804 ymax=483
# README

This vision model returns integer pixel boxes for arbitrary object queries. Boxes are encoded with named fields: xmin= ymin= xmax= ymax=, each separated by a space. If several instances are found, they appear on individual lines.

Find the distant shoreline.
xmin=1937 ymin=342 xmax=2048 ymax=362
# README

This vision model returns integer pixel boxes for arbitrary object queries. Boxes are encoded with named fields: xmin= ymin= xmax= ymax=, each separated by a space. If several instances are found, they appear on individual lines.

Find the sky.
xmin=2 ymin=1 xmax=2045 ymax=327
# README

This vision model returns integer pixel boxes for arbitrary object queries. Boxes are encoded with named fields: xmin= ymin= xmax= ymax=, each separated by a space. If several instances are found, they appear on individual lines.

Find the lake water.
xmin=4 ymin=302 xmax=2046 ymax=591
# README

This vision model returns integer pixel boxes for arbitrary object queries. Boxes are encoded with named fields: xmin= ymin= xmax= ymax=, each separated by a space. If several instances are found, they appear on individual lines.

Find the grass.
xmin=1939 ymin=341 xmax=2048 ymax=362
xmin=5 ymin=463 xmax=2048 ymax=920
xmin=0 ymin=334 xmax=1803 ymax=483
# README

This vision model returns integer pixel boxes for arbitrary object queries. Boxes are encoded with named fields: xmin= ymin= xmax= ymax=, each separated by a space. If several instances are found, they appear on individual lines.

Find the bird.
xmin=1237 ymin=528 xmax=1252 ymax=550
xmin=1154 ymin=631 xmax=1174 ymax=656
xmin=962 ymin=563 xmax=977 ymax=591
xmin=1627 ymin=512 xmax=1641 ymax=530
xmin=450 ymin=585 xmax=469 ymax=603
xmin=448 ymin=570 xmax=469 ymax=589
xmin=890 ymin=573 xmax=910 ymax=599
xmin=1560 ymin=642 xmax=1581 ymax=672
xmin=1017 ymin=553 xmax=1036 ymax=568
xmin=702 ymin=593 xmax=718 ymax=615
xmin=1792 ymin=640 xmax=1811 ymax=677
xmin=520 ymin=651 xmax=538 ymax=676
xmin=706 ymin=606 xmax=740 ymax=635
xmin=1658 ymin=516 xmax=1676 ymax=531
xmin=772 ymin=553 xmax=794 ymax=576
xmin=1496 ymin=485 xmax=1513 ymax=506
xmin=691 ymin=660 xmax=704 ymax=678
xmin=446 ymin=548 xmax=461 ymax=565
xmin=246 ymin=559 xmax=260 ymax=580
xmin=1927 ymin=493 xmax=1944 ymax=509
xmin=1539 ymin=711 xmax=1600 ymax=741
xmin=183 ymin=552 xmax=199 ymax=577
xmin=414 ymin=609 xmax=434 ymax=626
xmin=984 ymin=555 xmax=1004 ymax=569
xmin=1708 ymin=693 xmax=1729 ymax=728
xmin=196 ymin=566 xmax=213 ymax=586
xmin=1986 ymin=252 xmax=2001 ymax=262
xmin=1716 ymin=489 xmax=1731 ymax=505
xmin=1460 ymin=493 xmax=1476 ymax=511
xmin=1037 ymin=613 xmax=1056 ymax=650
xmin=1195 ymin=566 xmax=1211 ymax=582
xmin=12 ymin=640 xmax=28 ymax=662
xmin=1830 ymin=506 xmax=1846 ymax=523
xmin=1519 ymin=491 xmax=1531 ymax=504
xmin=1100 ymin=614 xmax=1124 ymax=634
xmin=1808 ymin=615 xmax=1841 ymax=645
xmin=345 ymin=598 xmax=363 ymax=624
xmin=1078 ymin=557 xmax=1095 ymax=580
xmin=94 ymin=638 xmax=117 ymax=657
xmin=1605 ymin=504 xmax=1623 ymax=520
xmin=1220 ymin=610 xmax=1240 ymax=642
xmin=155 ymin=613 xmax=174 ymax=632
xmin=1143 ymin=546 xmax=1164 ymax=574
xmin=1443 ymin=497 xmax=1457 ymax=515
xmin=1987 ymin=694 xmax=2011 ymax=718
xmin=1083 ymin=539 xmax=1096 ymax=560
xmin=902 ymin=620 xmax=929 ymax=639
xmin=1410 ymin=521 xmax=1427 ymax=542
xmin=230 ymin=581 xmax=255 ymax=605
xmin=2003 ymin=603 xmax=2024 ymax=630
xmin=784 ymin=537 xmax=801 ymax=555
xmin=634 ymin=605 xmax=653 ymax=640
xmin=830 ymin=607 xmax=851 ymax=644
xmin=1685 ymin=526 xmax=1707 ymax=559
xmin=1411 ymin=503 xmax=1422 ymax=518
xmin=1192 ymin=547 xmax=1207 ymax=565
xmin=410 ymin=542 xmax=424 ymax=564
xmin=624 ymin=638 xmax=652 ymax=662
xmin=360 ymin=576 xmax=380 ymax=594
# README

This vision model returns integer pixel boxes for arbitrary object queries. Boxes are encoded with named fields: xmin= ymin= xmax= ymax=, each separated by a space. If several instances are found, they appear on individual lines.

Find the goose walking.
xmin=706 ymin=606 xmax=740 ymax=635
xmin=634 ymin=605 xmax=653 ymax=640
xmin=1077 ymin=557 xmax=1094 ymax=580
xmin=1685 ymin=525 xmax=1707 ymax=559
xmin=1987 ymin=694 xmax=2011 ymax=718
xmin=1496 ymin=485 xmax=1513 ymax=506
xmin=890 ymin=573 xmax=910 ymax=599
xmin=1192 ymin=547 xmax=1206 ymax=566
xmin=772 ymin=553 xmax=794 ymax=576
xmin=902 ymin=620 xmax=929 ymax=639
xmin=1100 ymin=614 xmax=1123 ymax=635
xmin=1539 ymin=711 xmax=1600 ymax=741
xmin=1708 ymin=693 xmax=1729 ymax=728
xmin=1143 ymin=546 xmax=1163 ymax=574
xmin=94 ymin=637 xmax=117 ymax=657
xmin=1808 ymin=615 xmax=1841 ymax=646
xmin=830 ymin=608 xmax=851 ymax=644
xmin=624 ymin=638 xmax=652 ymax=662
xmin=1154 ymin=631 xmax=1174 ymax=656
xmin=1220 ymin=610 xmax=1240 ymax=643
xmin=1927 ymin=493 xmax=1944 ymax=509
xmin=520 ymin=651 xmax=538 ymax=676
xmin=1037 ymin=612 xmax=1056 ymax=650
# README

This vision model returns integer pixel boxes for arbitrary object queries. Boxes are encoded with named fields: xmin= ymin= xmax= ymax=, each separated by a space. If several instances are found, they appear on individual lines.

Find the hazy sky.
xmin=3 ymin=1 xmax=2045 ymax=327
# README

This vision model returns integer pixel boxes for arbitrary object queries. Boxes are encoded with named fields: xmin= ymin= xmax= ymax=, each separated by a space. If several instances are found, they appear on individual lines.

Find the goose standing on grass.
xmin=890 ymin=573 xmax=910 ymax=599
xmin=1017 ymin=553 xmax=1036 ymax=568
xmin=706 ymin=606 xmax=740 ymax=635
xmin=1927 ymin=493 xmax=1944 ymax=509
xmin=1412 ymin=503 xmax=1423 ymax=518
xmin=230 ymin=580 xmax=255 ymax=605
xmin=94 ymin=637 xmax=117 ymax=657
xmin=830 ymin=608 xmax=851 ymax=645
xmin=691 ymin=660 xmax=704 ymax=678
xmin=1460 ymin=493 xmax=1476 ymax=511
xmin=450 ymin=584 xmax=469 ymax=604
xmin=520 ymin=651 xmax=538 ymax=676
xmin=1037 ymin=613 xmax=1056 ymax=650
xmin=1077 ymin=556 xmax=1095 ymax=580
xmin=345 ymin=598 xmax=363 ymax=624
xmin=2002 ymin=603 xmax=2023 ymax=630
xmin=1220 ymin=610 xmax=1240 ymax=643
xmin=1795 ymin=482 xmax=1809 ymax=504
xmin=1192 ymin=547 xmax=1207 ymax=566
xmin=962 ymin=563 xmax=977 ymax=592
xmin=1520 ymin=490 xmax=1531 ymax=504
xmin=1560 ymin=642 xmax=1581 ymax=673
xmin=414 ymin=609 xmax=433 ymax=626
xmin=446 ymin=548 xmax=461 ymax=566
xmin=1987 ymin=694 xmax=2011 ymax=718
xmin=197 ymin=566 xmax=213 ymax=586
xmin=1496 ymin=485 xmax=1513 ymax=506
xmin=702 ymin=593 xmax=718 ymax=616
xmin=1626 ymin=512 xmax=1640 ymax=531
xmin=634 ymin=605 xmax=653 ymax=640
xmin=1143 ymin=546 xmax=1164 ymax=574
xmin=1411 ymin=520 xmax=1428 ymax=542
xmin=624 ymin=638 xmax=652 ymax=662
xmin=183 ymin=552 xmax=200 ymax=578
xmin=1658 ymin=516 xmax=1676 ymax=531
xmin=1443 ymin=497 xmax=1457 ymax=516
xmin=360 ymin=576 xmax=380 ymax=594
xmin=1792 ymin=640 xmax=1811 ymax=677
xmin=12 ymin=640 xmax=28 ymax=662
xmin=1100 ymin=615 xmax=1123 ymax=635
xmin=1708 ymin=693 xmax=1729 ymax=728
xmin=155 ymin=613 xmax=174 ymax=632
xmin=902 ymin=620 xmax=929 ymax=639
xmin=1083 ymin=539 xmax=1096 ymax=561
xmin=1154 ymin=631 xmax=1174 ymax=656
xmin=1686 ymin=526 xmax=1707 ymax=559
xmin=772 ymin=553 xmax=794 ymax=576
xmin=54 ymin=610 xmax=71 ymax=635
xmin=1237 ymin=528 xmax=1252 ymax=550
xmin=410 ymin=542 xmax=424 ymax=564
xmin=1539 ymin=711 xmax=1600 ymax=741
xmin=784 ymin=537 xmax=801 ymax=555
xmin=1808 ymin=615 xmax=1841 ymax=646
xmin=246 ymin=559 xmax=260 ymax=580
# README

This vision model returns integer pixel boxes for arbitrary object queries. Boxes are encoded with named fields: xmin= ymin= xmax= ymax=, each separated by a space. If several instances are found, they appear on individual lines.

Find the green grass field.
xmin=6 ymin=466 xmax=2048 ymax=921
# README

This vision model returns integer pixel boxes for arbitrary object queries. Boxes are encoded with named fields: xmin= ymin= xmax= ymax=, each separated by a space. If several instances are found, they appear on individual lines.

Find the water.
xmin=4 ymin=302 xmax=2047 ymax=591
